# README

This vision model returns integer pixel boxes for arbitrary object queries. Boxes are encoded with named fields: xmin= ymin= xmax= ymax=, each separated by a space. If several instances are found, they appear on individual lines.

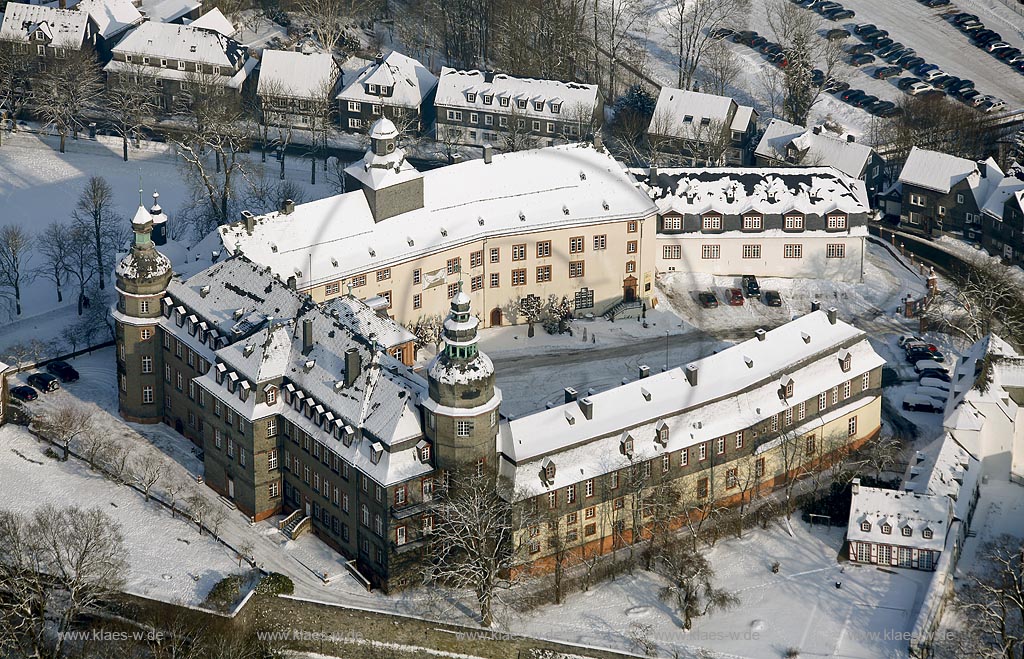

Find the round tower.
xmin=149 ymin=192 xmax=168 ymax=246
xmin=424 ymin=289 xmax=502 ymax=477
xmin=370 ymin=117 xmax=398 ymax=156
xmin=114 ymin=203 xmax=173 ymax=423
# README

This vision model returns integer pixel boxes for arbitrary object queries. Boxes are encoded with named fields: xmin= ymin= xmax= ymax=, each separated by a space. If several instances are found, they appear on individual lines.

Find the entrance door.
xmin=490 ymin=307 xmax=502 ymax=327
xmin=877 ymin=544 xmax=891 ymax=565
xmin=305 ymin=499 xmax=312 ymax=517
xmin=623 ymin=276 xmax=638 ymax=303
xmin=174 ymin=419 xmax=184 ymax=435
xmin=897 ymin=546 xmax=912 ymax=568
xmin=227 ymin=478 xmax=234 ymax=499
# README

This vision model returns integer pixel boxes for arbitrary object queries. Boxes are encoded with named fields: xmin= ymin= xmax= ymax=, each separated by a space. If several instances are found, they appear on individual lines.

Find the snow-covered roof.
xmin=75 ymin=0 xmax=141 ymax=39
xmin=903 ymin=434 xmax=979 ymax=521
xmin=434 ymin=67 xmax=599 ymax=121
xmin=257 ymin=49 xmax=337 ymax=99
xmin=0 ymin=3 xmax=88 ymax=45
xmin=649 ymin=87 xmax=754 ymax=138
xmin=219 ymin=143 xmax=657 ymax=288
xmin=189 ymin=7 xmax=234 ymax=37
xmin=898 ymin=147 xmax=986 ymax=194
xmin=944 ymin=333 xmax=1024 ymax=432
xmin=847 ymin=484 xmax=951 ymax=552
xmin=632 ymin=166 xmax=871 ymax=217
xmin=335 ymin=51 xmax=437 ymax=110
xmin=506 ymin=310 xmax=885 ymax=494
xmin=755 ymin=119 xmax=874 ymax=180
xmin=980 ymin=165 xmax=1024 ymax=220
xmin=112 ymin=20 xmax=246 ymax=68
xmin=138 ymin=0 xmax=201 ymax=23
xmin=322 ymin=295 xmax=416 ymax=350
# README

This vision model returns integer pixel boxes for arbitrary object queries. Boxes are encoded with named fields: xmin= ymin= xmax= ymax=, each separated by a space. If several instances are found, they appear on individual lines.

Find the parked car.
xmin=727 ymin=288 xmax=745 ymax=306
xmin=824 ymin=78 xmax=851 ymax=92
xmin=853 ymin=94 xmax=879 ymax=107
xmin=825 ymin=8 xmax=854 ymax=19
xmin=919 ymin=377 xmax=951 ymax=391
xmin=930 ymin=75 xmax=959 ymax=90
xmin=903 ymin=394 xmax=943 ymax=413
xmin=907 ymin=347 xmax=945 ymax=363
xmin=897 ymin=76 xmax=922 ymax=90
xmin=873 ymin=66 xmax=902 ymax=79
xmin=952 ymin=12 xmax=980 ymax=25
xmin=908 ymin=82 xmax=934 ymax=95
xmin=916 ymin=386 xmax=950 ymax=402
xmin=996 ymin=47 xmax=1022 ymax=61
xmin=853 ymin=23 xmax=877 ymax=35
xmin=742 ymin=274 xmax=761 ymax=297
xmin=885 ymin=49 xmax=911 ymax=63
xmin=900 ymin=57 xmax=926 ymax=70
xmin=876 ymin=105 xmax=903 ymax=117
xmin=698 ymin=292 xmax=719 ymax=308
xmin=750 ymin=35 xmax=769 ymax=48
xmin=767 ymin=51 xmax=788 ymax=66
xmin=878 ymin=42 xmax=904 ymax=56
xmin=763 ymin=290 xmax=783 ymax=307
xmin=898 ymin=335 xmax=925 ymax=348
xmin=921 ymin=69 xmax=947 ymax=82
xmin=1006 ymin=52 xmax=1024 ymax=64
xmin=960 ymin=22 xmax=986 ymax=33
xmin=959 ymin=89 xmax=982 ymax=105
xmin=949 ymin=79 xmax=975 ymax=94
xmin=850 ymin=53 xmax=875 ymax=66
xmin=903 ymin=340 xmax=939 ymax=353
xmin=914 ymin=360 xmax=949 ymax=376
xmin=710 ymin=27 xmax=737 ymax=39
xmin=847 ymin=43 xmax=874 ymax=55
xmin=968 ymin=92 xmax=991 ymax=107
xmin=868 ymin=100 xmax=897 ymax=115
xmin=981 ymin=98 xmax=1008 ymax=113
xmin=10 ymin=385 xmax=37 ymax=402
xmin=811 ymin=68 xmax=825 ymax=85
xmin=986 ymin=41 xmax=1012 ymax=53
xmin=914 ymin=62 xmax=939 ymax=75
xmin=733 ymin=30 xmax=757 ymax=44
xmin=872 ymin=37 xmax=894 ymax=50
xmin=46 ymin=360 xmax=79 ymax=383
xmin=924 ymin=0 xmax=950 ymax=7
xmin=827 ymin=28 xmax=851 ymax=40
xmin=919 ymin=369 xmax=952 ymax=382
xmin=760 ymin=41 xmax=783 ymax=54
xmin=27 ymin=373 xmax=60 ymax=393
xmin=861 ymin=28 xmax=888 ymax=41
xmin=840 ymin=89 xmax=866 ymax=103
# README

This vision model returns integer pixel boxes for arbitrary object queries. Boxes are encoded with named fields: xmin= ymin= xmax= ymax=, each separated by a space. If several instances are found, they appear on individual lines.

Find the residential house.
xmin=257 ymin=49 xmax=339 ymax=129
xmin=847 ymin=480 xmax=952 ymax=571
xmin=647 ymin=87 xmax=758 ymax=166
xmin=138 ymin=0 xmax=202 ymax=24
xmin=188 ymin=8 xmax=235 ymax=38
xmin=633 ymin=166 xmax=871 ymax=282
xmin=895 ymin=146 xmax=1002 ymax=239
xmin=74 ymin=0 xmax=143 ymax=54
xmin=335 ymin=51 xmax=437 ymax=134
xmin=978 ymin=163 xmax=1024 ymax=265
xmin=0 ymin=3 xmax=94 ymax=66
xmin=104 ymin=20 xmax=252 ymax=113
xmin=433 ymin=67 xmax=601 ymax=149
xmin=754 ymin=119 xmax=887 ymax=199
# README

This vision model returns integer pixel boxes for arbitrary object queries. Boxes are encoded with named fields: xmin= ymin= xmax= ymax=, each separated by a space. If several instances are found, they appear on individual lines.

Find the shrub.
xmin=256 ymin=572 xmax=294 ymax=596
xmin=205 ymin=575 xmax=244 ymax=611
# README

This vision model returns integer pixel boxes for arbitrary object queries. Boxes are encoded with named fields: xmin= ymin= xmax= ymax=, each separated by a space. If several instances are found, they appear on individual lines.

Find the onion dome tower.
xmin=343 ymin=116 xmax=424 ymax=222
xmin=424 ymin=287 xmax=502 ymax=477
xmin=113 ymin=202 xmax=173 ymax=423
xmin=149 ymin=192 xmax=168 ymax=246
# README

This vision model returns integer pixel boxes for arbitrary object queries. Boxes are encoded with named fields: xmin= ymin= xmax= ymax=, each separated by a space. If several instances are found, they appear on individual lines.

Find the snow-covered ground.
xmin=0 ymin=424 xmax=244 ymax=605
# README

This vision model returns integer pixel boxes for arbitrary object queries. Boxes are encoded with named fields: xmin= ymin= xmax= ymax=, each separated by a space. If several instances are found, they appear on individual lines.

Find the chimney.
xmin=812 ymin=126 xmax=821 ymax=135
xmin=593 ymin=132 xmax=604 ymax=152
xmin=827 ymin=307 xmax=838 ymax=325
xmin=564 ymin=387 xmax=578 ymax=404
xmin=810 ymin=300 xmax=821 ymax=312
xmin=649 ymin=165 xmax=658 ymax=180
xmin=978 ymin=161 xmax=987 ymax=179
xmin=685 ymin=364 xmax=698 ymax=386
xmin=200 ymin=285 xmax=210 ymax=298
xmin=301 ymin=318 xmax=313 ymax=355
xmin=638 ymin=364 xmax=650 ymax=379
xmin=482 ymin=144 xmax=493 ymax=164
xmin=281 ymin=199 xmax=295 ymax=214
xmin=755 ymin=328 xmax=766 ymax=342
xmin=59 ymin=0 xmax=65 ymax=7
xmin=851 ymin=477 xmax=860 ymax=495
xmin=578 ymin=397 xmax=593 ymax=420
xmin=375 ymin=52 xmax=384 ymax=65
xmin=344 ymin=347 xmax=361 ymax=387
xmin=241 ymin=210 xmax=254 ymax=235
xmin=846 ymin=134 xmax=855 ymax=143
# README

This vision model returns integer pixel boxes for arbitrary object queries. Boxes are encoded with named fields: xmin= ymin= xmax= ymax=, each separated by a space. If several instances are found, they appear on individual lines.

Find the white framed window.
xmin=735 ymin=432 xmax=743 ymax=449
xmin=266 ymin=419 xmax=277 ymax=437
xmin=843 ymin=380 xmax=851 ymax=399
xmin=699 ymin=443 xmax=707 ymax=461
xmin=140 ymin=328 xmax=151 ymax=340
xmin=784 ymin=244 xmax=803 ymax=259
xmin=142 ymin=386 xmax=154 ymax=404
xmin=447 ymin=109 xmax=463 ymax=121
xmin=456 ymin=420 xmax=472 ymax=437
xmin=798 ymin=401 xmax=806 ymax=420
xmin=141 ymin=356 xmax=152 ymax=373
xmin=862 ymin=372 xmax=870 ymax=390
xmin=717 ymin=437 xmax=725 ymax=454
xmin=348 ymin=118 xmax=362 ymax=129
xmin=701 ymin=244 xmax=720 ymax=260
xmin=910 ymin=193 xmax=925 ymax=207
xmin=827 ymin=244 xmax=846 ymax=259
xmin=742 ymin=214 xmax=762 ymax=230
xmin=701 ymin=215 xmax=722 ymax=231
xmin=680 ymin=449 xmax=688 ymax=466
xmin=819 ymin=392 xmax=828 ymax=411
xmin=663 ymin=245 xmax=681 ymax=259
xmin=470 ymin=112 xmax=478 ymax=124
xmin=826 ymin=214 xmax=847 ymax=230
xmin=593 ymin=235 xmax=607 ymax=250
xmin=348 ymin=101 xmax=361 ymax=112
xmin=784 ymin=214 xmax=804 ymax=230
xmin=742 ymin=244 xmax=761 ymax=259
xmin=848 ymin=416 xmax=857 ymax=436
xmin=663 ymin=216 xmax=682 ymax=231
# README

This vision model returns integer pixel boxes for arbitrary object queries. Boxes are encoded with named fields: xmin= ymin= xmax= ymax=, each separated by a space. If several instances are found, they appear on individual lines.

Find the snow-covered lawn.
xmin=0 ymin=424 xmax=244 ymax=606
xmin=510 ymin=520 xmax=932 ymax=658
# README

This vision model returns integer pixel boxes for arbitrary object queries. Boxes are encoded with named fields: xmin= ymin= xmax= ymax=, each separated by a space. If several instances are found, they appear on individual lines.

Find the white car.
xmin=918 ymin=376 xmax=950 ymax=391
xmin=986 ymin=41 xmax=1011 ymax=52
xmin=916 ymin=386 xmax=949 ymax=402
xmin=915 ymin=360 xmax=949 ymax=375
xmin=981 ymin=99 xmax=1007 ymax=114
xmin=921 ymin=69 xmax=946 ymax=82
xmin=908 ymin=82 xmax=934 ymax=95
xmin=898 ymin=334 xmax=924 ymax=348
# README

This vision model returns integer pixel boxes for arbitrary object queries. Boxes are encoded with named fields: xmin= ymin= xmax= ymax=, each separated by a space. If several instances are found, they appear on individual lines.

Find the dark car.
xmin=847 ymin=43 xmax=874 ymax=55
xmin=732 ymin=30 xmax=756 ymax=45
xmin=996 ymin=47 xmax=1022 ymax=61
xmin=876 ymin=105 xmax=903 ymax=117
xmin=907 ymin=348 xmax=945 ymax=363
xmin=959 ymin=89 xmax=982 ymax=104
xmin=873 ymin=65 xmax=902 ymax=79
xmin=873 ymin=37 xmax=894 ymax=50
xmin=727 ymin=288 xmax=745 ymax=306
xmin=918 ymin=369 xmax=952 ymax=383
xmin=26 ymin=373 xmax=60 ymax=393
xmin=10 ymin=385 xmax=37 ymax=402
xmin=698 ymin=292 xmax=719 ymax=308
xmin=826 ymin=28 xmax=850 ymax=40
xmin=974 ymin=31 xmax=1002 ymax=46
xmin=46 ymin=360 xmax=79 ymax=383
xmin=878 ymin=42 xmax=904 ymax=56
xmin=850 ymin=53 xmax=875 ymax=66
xmin=885 ymin=49 xmax=911 ymax=63
xmin=960 ymin=22 xmax=985 ymax=33
xmin=760 ymin=41 xmax=783 ymax=54
xmin=952 ymin=13 xmax=979 ymax=25
xmin=868 ymin=100 xmax=897 ymax=114
xmin=897 ymin=76 xmax=922 ymax=90
xmin=903 ymin=396 xmax=943 ymax=413
xmin=930 ymin=75 xmax=958 ymax=90
xmin=811 ymin=68 xmax=825 ymax=85
xmin=854 ymin=23 xmax=877 ymax=35
xmin=768 ymin=51 xmax=788 ymax=66
xmin=840 ymin=89 xmax=866 ymax=103
xmin=825 ymin=8 xmax=854 ymax=19
xmin=853 ymin=94 xmax=879 ymax=107
xmin=750 ymin=35 xmax=769 ymax=48
xmin=949 ymin=79 xmax=975 ymax=94
xmin=763 ymin=290 xmax=783 ymax=307
xmin=861 ymin=29 xmax=888 ymax=42
xmin=901 ymin=56 xmax=926 ymax=70
xmin=825 ymin=78 xmax=851 ymax=92
xmin=924 ymin=0 xmax=950 ymax=7
xmin=914 ymin=62 xmax=939 ymax=75
xmin=742 ymin=275 xmax=761 ymax=297
xmin=710 ymin=27 xmax=737 ymax=39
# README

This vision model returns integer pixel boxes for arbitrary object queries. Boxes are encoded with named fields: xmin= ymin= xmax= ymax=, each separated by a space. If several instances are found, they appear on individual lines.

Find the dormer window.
xmin=902 ymin=526 xmax=912 ymax=537
xmin=368 ymin=83 xmax=378 ymax=94
xmin=516 ymin=99 xmax=527 ymax=109
xmin=545 ymin=463 xmax=555 ymax=481
xmin=784 ymin=213 xmax=804 ymax=230
xmin=881 ymin=524 xmax=891 ymax=535
xmin=923 ymin=529 xmax=933 ymax=539
xmin=860 ymin=521 xmax=871 ymax=532
xmin=701 ymin=214 xmax=722 ymax=231
xmin=370 ymin=442 xmax=383 ymax=464
xmin=551 ymin=103 xmax=561 ymax=114
xmin=467 ymin=92 xmax=476 ymax=103
xmin=826 ymin=213 xmax=847 ymax=230
xmin=342 ymin=425 xmax=355 ymax=447
xmin=683 ymin=115 xmax=693 ymax=123
xmin=839 ymin=349 xmax=852 ymax=373
xmin=656 ymin=422 xmax=669 ymax=445
xmin=780 ymin=376 xmax=794 ymax=400
xmin=265 ymin=386 xmax=277 ymax=405
xmin=417 ymin=441 xmax=431 ymax=463
xmin=742 ymin=214 xmax=762 ymax=230
xmin=620 ymin=433 xmax=634 ymax=457
xmin=499 ymin=96 xmax=509 ymax=107
xmin=533 ymin=101 xmax=544 ymax=111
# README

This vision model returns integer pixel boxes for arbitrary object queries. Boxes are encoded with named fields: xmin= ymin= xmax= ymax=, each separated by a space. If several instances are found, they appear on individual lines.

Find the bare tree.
xmin=106 ymin=440 xmax=135 ymax=483
xmin=299 ymin=0 xmax=351 ymax=51
xmin=409 ymin=313 xmax=444 ymax=351
xmin=132 ymin=453 xmax=164 ymax=501
xmin=594 ymin=0 xmax=652 ymax=101
xmin=36 ymin=401 xmax=94 ymax=461
xmin=0 ymin=224 xmax=32 ymax=316
xmin=755 ymin=63 xmax=786 ymax=118
xmin=922 ymin=255 xmax=1024 ymax=345
xmin=0 ymin=43 xmax=36 ymax=143
xmin=163 ymin=475 xmax=186 ymax=519
xmin=33 ymin=221 xmax=70 ymax=304
xmin=660 ymin=0 xmax=750 ymax=91
xmin=701 ymin=39 xmax=742 ymax=97
xmin=186 ymin=491 xmax=212 ymax=535
xmin=656 ymin=542 xmax=738 ymax=629
xmin=422 ymin=470 xmax=534 ymax=627
xmin=72 ymin=176 xmax=120 ymax=291
xmin=959 ymin=535 xmax=1024 ymax=659
xmin=105 ymin=62 xmax=158 ymax=161
xmin=33 ymin=48 xmax=104 ymax=153
xmin=79 ymin=432 xmax=114 ymax=471
xmin=303 ymin=78 xmax=336 ymax=185
xmin=65 ymin=224 xmax=98 ymax=315
xmin=860 ymin=434 xmax=903 ymax=480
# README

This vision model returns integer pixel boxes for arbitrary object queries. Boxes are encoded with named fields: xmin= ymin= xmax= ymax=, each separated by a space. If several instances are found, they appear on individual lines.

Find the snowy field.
xmin=639 ymin=0 xmax=1024 ymax=135
xmin=0 ymin=425 xmax=244 ymax=605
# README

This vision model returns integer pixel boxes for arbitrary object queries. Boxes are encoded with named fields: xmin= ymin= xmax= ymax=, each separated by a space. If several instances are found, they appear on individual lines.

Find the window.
xmin=470 ymin=112 xmax=478 ymax=124
xmin=923 ymin=529 xmax=933 ymax=539
xmin=627 ymin=240 xmax=638 ymax=254
xmin=610 ymin=472 xmax=619 ymax=489
xmin=512 ymin=269 xmax=527 ymax=286
xmin=395 ymin=486 xmax=406 ymax=506
xmin=663 ymin=245 xmax=681 ymax=259
xmin=663 ymin=216 xmax=682 ymax=231
xmin=141 ymin=328 xmax=151 ymax=340
xmin=141 ymin=356 xmax=152 ymax=373
xmin=536 ymin=265 xmax=552 ymax=282
xmin=938 ymin=205 xmax=946 ymax=217
xmin=614 ymin=497 xmax=624 ymax=510
xmin=819 ymin=392 xmax=828 ymax=411
xmin=537 ymin=241 xmax=552 ymax=258
xmin=446 ymin=110 xmax=463 ymax=121
xmin=697 ymin=477 xmax=708 ymax=498
xmin=446 ymin=257 xmax=461 ymax=275
xmin=860 ymin=521 xmax=871 ymax=532
xmin=902 ymin=526 xmax=912 ymax=537
xmin=489 ymin=273 xmax=500 ymax=288
xmin=376 ymin=268 xmax=391 ymax=282
xmin=240 ymin=448 xmax=246 ymax=467
xmin=702 ymin=215 xmax=722 ymax=231
xmin=784 ymin=214 xmax=804 ymax=230
xmin=742 ymin=214 xmax=762 ymax=230
xmin=680 ymin=449 xmax=688 ymax=466
xmin=806 ymin=435 xmax=816 ymax=455
xmin=351 ymin=274 xmax=366 ymax=287
xmin=848 ymin=416 xmax=857 ymax=437
xmin=784 ymin=244 xmax=803 ymax=259
xmin=910 ymin=193 xmax=925 ymax=207
xmin=447 ymin=283 xmax=459 ymax=299
xmin=881 ymin=524 xmax=891 ymax=535
xmin=413 ymin=293 xmax=422 ymax=310
xmin=566 ymin=484 xmax=576 ymax=504
xmin=548 ymin=492 xmax=557 ymax=509
xmin=228 ymin=440 xmax=236 ymax=459
xmin=268 ymin=449 xmax=278 ymax=470
xmin=569 ymin=237 xmax=584 ymax=254
xmin=569 ymin=261 xmax=584 ymax=278
xmin=471 ymin=275 xmax=483 ymax=291
xmin=593 ymin=235 xmax=607 ymax=250
xmin=699 ymin=443 xmax=707 ymax=461
xmin=701 ymin=245 xmax=720 ymax=260
xmin=735 ymin=432 xmax=743 ymax=449
xmin=267 ymin=419 xmax=277 ymax=437
xmin=785 ymin=408 xmax=793 ymax=425
xmin=412 ymin=269 xmax=422 ymax=285
xmin=755 ymin=457 xmax=765 ymax=478
xmin=957 ymin=193 xmax=965 ymax=204
xmin=626 ymin=261 xmax=636 ymax=273
xmin=717 ymin=437 xmax=725 ymax=454
xmin=512 ymin=244 xmax=526 ymax=261
xmin=726 ymin=468 xmax=738 ymax=488
xmin=584 ymin=479 xmax=594 ymax=498
xmin=627 ymin=221 xmax=638 ymax=233
xmin=826 ymin=214 xmax=847 ymax=230
xmin=742 ymin=244 xmax=761 ymax=259
xmin=862 ymin=372 xmax=870 ymax=390
xmin=662 ymin=454 xmax=670 ymax=473
xmin=532 ymin=120 xmax=541 ymax=131
xmin=139 ymin=299 xmax=150 ymax=314
xmin=456 ymin=420 xmax=473 ymax=437
xmin=489 ymin=247 xmax=500 ymax=263
xmin=470 ymin=251 xmax=483 ymax=268
xmin=142 ymin=386 xmax=154 ymax=404
xmin=831 ymin=386 xmax=839 ymax=405
xmin=827 ymin=244 xmax=846 ymax=259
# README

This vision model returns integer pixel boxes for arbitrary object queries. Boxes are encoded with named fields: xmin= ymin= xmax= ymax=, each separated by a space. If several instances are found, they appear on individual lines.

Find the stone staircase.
xmin=279 ymin=510 xmax=311 ymax=540
xmin=602 ymin=299 xmax=643 ymax=320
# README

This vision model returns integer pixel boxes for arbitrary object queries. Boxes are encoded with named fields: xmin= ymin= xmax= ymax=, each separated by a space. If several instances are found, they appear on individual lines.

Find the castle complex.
xmin=113 ymin=122 xmax=885 ymax=590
